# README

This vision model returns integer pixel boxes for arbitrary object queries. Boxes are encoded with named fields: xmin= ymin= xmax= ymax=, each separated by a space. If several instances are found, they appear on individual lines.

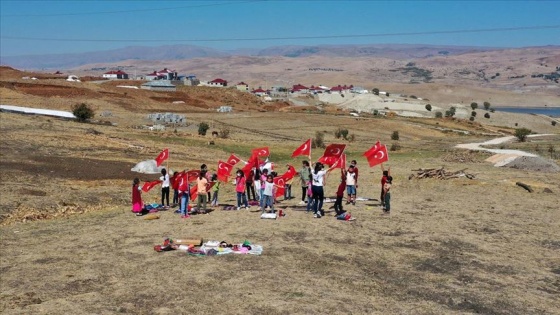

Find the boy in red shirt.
xmin=334 ymin=169 xmax=347 ymax=216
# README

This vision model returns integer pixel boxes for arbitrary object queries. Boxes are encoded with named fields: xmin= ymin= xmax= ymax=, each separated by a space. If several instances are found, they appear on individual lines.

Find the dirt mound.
xmin=504 ymin=156 xmax=560 ymax=172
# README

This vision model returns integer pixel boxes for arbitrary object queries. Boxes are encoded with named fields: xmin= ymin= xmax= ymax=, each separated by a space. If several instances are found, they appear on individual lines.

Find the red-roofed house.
xmin=251 ymin=88 xmax=268 ymax=97
xmin=329 ymin=85 xmax=352 ymax=94
xmin=146 ymin=68 xmax=178 ymax=81
xmin=290 ymin=84 xmax=309 ymax=94
xmin=103 ymin=70 xmax=129 ymax=79
xmin=236 ymin=82 xmax=249 ymax=91
xmin=209 ymin=78 xmax=228 ymax=87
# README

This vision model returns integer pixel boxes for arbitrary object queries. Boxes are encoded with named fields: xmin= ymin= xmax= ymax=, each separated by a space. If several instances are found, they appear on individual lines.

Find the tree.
xmin=391 ymin=131 xmax=400 ymax=141
xmin=471 ymin=111 xmax=477 ymax=117
xmin=72 ymin=103 xmax=95 ymax=122
xmin=198 ymin=122 xmax=209 ymax=136
xmin=445 ymin=106 xmax=456 ymax=117
xmin=435 ymin=111 xmax=443 ymax=118
xmin=514 ymin=128 xmax=531 ymax=142
xmin=312 ymin=131 xmax=325 ymax=148
xmin=425 ymin=104 xmax=432 ymax=111
xmin=372 ymin=88 xmax=380 ymax=95
xmin=552 ymin=121 xmax=557 ymax=126
xmin=483 ymin=101 xmax=491 ymax=110
xmin=484 ymin=113 xmax=490 ymax=119
xmin=469 ymin=116 xmax=475 ymax=121
xmin=470 ymin=102 xmax=478 ymax=110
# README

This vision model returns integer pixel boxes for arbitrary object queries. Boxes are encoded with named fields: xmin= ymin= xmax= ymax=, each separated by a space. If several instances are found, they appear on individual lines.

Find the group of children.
xmin=132 ymin=160 xmax=393 ymax=219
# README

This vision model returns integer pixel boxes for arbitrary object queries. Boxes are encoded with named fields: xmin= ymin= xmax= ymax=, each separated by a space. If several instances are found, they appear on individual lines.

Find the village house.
xmin=351 ymin=86 xmax=368 ymax=94
xmin=329 ymin=84 xmax=353 ymax=94
xmin=141 ymin=80 xmax=176 ymax=92
xmin=251 ymin=88 xmax=268 ymax=97
xmin=103 ymin=70 xmax=129 ymax=79
xmin=146 ymin=68 xmax=178 ymax=81
xmin=208 ymin=78 xmax=228 ymax=87
xmin=236 ymin=82 xmax=249 ymax=91
xmin=309 ymin=85 xmax=329 ymax=94
xmin=217 ymin=105 xmax=233 ymax=113
xmin=290 ymin=83 xmax=309 ymax=94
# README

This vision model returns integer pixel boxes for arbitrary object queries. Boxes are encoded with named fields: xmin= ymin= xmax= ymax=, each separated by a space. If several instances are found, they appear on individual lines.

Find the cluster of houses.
xmin=102 ymin=68 xmax=372 ymax=96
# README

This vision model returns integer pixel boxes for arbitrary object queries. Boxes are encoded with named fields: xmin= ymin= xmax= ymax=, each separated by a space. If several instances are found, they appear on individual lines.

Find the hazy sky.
xmin=1 ymin=0 xmax=559 ymax=56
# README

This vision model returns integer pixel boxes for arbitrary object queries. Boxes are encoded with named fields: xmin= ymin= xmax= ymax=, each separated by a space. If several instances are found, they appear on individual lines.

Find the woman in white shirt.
xmin=311 ymin=163 xmax=327 ymax=218
xmin=160 ymin=168 xmax=170 ymax=207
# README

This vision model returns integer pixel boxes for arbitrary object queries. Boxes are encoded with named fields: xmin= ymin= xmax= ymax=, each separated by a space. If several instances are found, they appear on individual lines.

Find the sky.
xmin=1 ymin=0 xmax=559 ymax=57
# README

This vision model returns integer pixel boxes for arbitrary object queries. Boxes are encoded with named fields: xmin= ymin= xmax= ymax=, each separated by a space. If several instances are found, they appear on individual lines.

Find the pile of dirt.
xmin=504 ymin=156 xmax=560 ymax=172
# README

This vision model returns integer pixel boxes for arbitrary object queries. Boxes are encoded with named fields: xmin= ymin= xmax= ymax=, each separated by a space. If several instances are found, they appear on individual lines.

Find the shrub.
xmin=348 ymin=134 xmax=356 ymax=142
xmin=373 ymin=109 xmax=379 ymax=116
xmin=334 ymin=127 xmax=349 ymax=140
xmin=218 ymin=128 xmax=230 ymax=139
xmin=514 ymin=128 xmax=531 ymax=142
xmin=484 ymin=113 xmax=490 ymax=119
xmin=391 ymin=131 xmax=400 ymax=141
xmin=312 ymin=131 xmax=325 ymax=148
xmin=469 ymin=116 xmax=475 ymax=121
xmin=552 ymin=121 xmax=557 ymax=126
xmin=483 ymin=101 xmax=491 ymax=110
xmin=372 ymin=88 xmax=379 ymax=95
xmin=548 ymin=145 xmax=556 ymax=158
xmin=435 ymin=111 xmax=443 ymax=118
xmin=470 ymin=102 xmax=478 ymax=110
xmin=72 ymin=103 xmax=94 ymax=122
xmin=390 ymin=143 xmax=401 ymax=151
xmin=410 ymin=95 xmax=418 ymax=99
xmin=471 ymin=111 xmax=477 ymax=117
xmin=198 ymin=122 xmax=210 ymax=135
xmin=425 ymin=104 xmax=432 ymax=111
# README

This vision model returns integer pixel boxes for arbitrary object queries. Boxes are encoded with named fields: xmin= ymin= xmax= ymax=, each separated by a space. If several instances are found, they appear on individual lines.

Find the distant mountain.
xmin=3 ymin=43 xmax=554 ymax=70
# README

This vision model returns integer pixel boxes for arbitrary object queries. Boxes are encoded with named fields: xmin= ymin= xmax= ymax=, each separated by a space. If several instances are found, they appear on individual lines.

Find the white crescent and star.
xmin=260 ymin=149 xmax=268 ymax=155
xmin=219 ymin=163 xmax=231 ymax=171
xmin=302 ymin=144 xmax=308 ymax=151
xmin=330 ymin=147 xmax=341 ymax=155
xmin=375 ymin=151 xmax=385 ymax=159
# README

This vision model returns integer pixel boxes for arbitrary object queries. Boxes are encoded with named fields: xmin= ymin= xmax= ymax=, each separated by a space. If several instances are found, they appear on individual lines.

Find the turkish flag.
xmin=291 ymin=139 xmax=311 ymax=158
xmin=273 ymin=176 xmax=286 ymax=198
xmin=318 ymin=155 xmax=340 ymax=166
xmin=322 ymin=144 xmax=346 ymax=158
xmin=142 ymin=180 xmax=162 ymax=192
xmin=366 ymin=145 xmax=389 ymax=167
xmin=252 ymin=147 xmax=270 ymax=157
xmin=217 ymin=160 xmax=234 ymax=182
xmin=330 ymin=153 xmax=347 ymax=170
xmin=190 ymin=182 xmax=215 ymax=201
xmin=363 ymin=141 xmax=382 ymax=157
xmin=171 ymin=171 xmax=185 ymax=189
xmin=240 ymin=163 xmax=253 ymax=180
xmin=154 ymin=149 xmax=169 ymax=167
xmin=186 ymin=170 xmax=200 ymax=183
xmin=281 ymin=165 xmax=297 ymax=180
xmin=176 ymin=173 xmax=189 ymax=193
xmin=227 ymin=154 xmax=241 ymax=166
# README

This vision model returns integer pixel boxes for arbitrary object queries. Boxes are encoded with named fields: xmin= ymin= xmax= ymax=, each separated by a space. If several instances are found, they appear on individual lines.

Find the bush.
xmin=391 ymin=131 xmax=400 ymax=141
xmin=198 ymin=122 xmax=210 ymax=135
xmin=372 ymin=88 xmax=379 ymax=95
xmin=435 ymin=111 xmax=443 ymax=118
xmin=312 ymin=131 xmax=325 ymax=148
xmin=469 ymin=116 xmax=475 ymax=121
xmin=484 ymin=113 xmax=490 ymax=119
xmin=552 ymin=121 xmax=557 ymax=126
xmin=218 ymin=128 xmax=230 ymax=139
xmin=410 ymin=95 xmax=418 ymax=99
xmin=471 ymin=111 xmax=477 ymax=117
xmin=390 ymin=143 xmax=401 ymax=151
xmin=470 ymin=102 xmax=478 ymax=110
xmin=514 ymin=128 xmax=532 ymax=142
xmin=334 ymin=127 xmax=349 ymax=140
xmin=483 ymin=101 xmax=491 ymax=110
xmin=548 ymin=145 xmax=556 ymax=158
xmin=348 ymin=134 xmax=356 ymax=142
xmin=72 ymin=103 xmax=94 ymax=122
xmin=373 ymin=109 xmax=379 ymax=116
xmin=425 ymin=104 xmax=432 ymax=111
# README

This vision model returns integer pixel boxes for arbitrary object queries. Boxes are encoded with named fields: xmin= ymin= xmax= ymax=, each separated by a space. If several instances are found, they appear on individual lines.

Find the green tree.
xmin=483 ymin=101 xmax=491 ymax=110
xmin=372 ymin=88 xmax=380 ymax=95
xmin=391 ymin=131 xmax=400 ymax=141
xmin=471 ymin=111 xmax=477 ymax=117
xmin=198 ymin=122 xmax=210 ymax=136
xmin=484 ymin=113 xmax=491 ymax=119
xmin=435 ymin=111 xmax=443 ymax=118
xmin=470 ymin=102 xmax=478 ymax=110
xmin=514 ymin=128 xmax=532 ymax=142
xmin=469 ymin=116 xmax=475 ymax=121
xmin=425 ymin=104 xmax=432 ymax=111
xmin=72 ymin=103 xmax=95 ymax=122
xmin=552 ymin=121 xmax=557 ymax=126
xmin=312 ymin=131 xmax=325 ymax=148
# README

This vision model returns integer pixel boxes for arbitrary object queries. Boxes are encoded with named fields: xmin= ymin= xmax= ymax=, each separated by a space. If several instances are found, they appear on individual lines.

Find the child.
xmin=306 ymin=175 xmax=314 ymax=213
xmin=171 ymin=171 xmax=179 ymax=207
xmin=335 ymin=169 xmax=347 ymax=216
xmin=253 ymin=168 xmax=262 ymax=201
xmin=262 ymin=174 xmax=276 ymax=213
xmin=311 ymin=162 xmax=326 ymax=218
xmin=380 ymin=164 xmax=391 ymax=208
xmin=177 ymin=170 xmax=190 ymax=218
xmin=235 ymin=170 xmax=249 ymax=210
xmin=131 ymin=178 xmax=143 ymax=214
xmin=246 ymin=169 xmax=256 ymax=201
xmin=350 ymin=160 xmax=359 ymax=198
xmin=383 ymin=176 xmax=392 ymax=215
xmin=196 ymin=170 xmax=208 ymax=214
xmin=346 ymin=165 xmax=357 ymax=205
xmin=259 ymin=169 xmax=269 ymax=209
xmin=210 ymin=173 xmax=220 ymax=207
xmin=160 ymin=168 xmax=170 ymax=208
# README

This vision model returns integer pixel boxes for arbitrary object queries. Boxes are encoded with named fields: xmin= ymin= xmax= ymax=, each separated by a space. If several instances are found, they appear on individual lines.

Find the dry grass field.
xmin=1 ymin=66 xmax=560 ymax=314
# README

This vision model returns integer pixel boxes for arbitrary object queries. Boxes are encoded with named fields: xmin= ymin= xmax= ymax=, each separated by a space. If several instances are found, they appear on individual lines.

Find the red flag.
xmin=363 ymin=141 xmax=382 ymax=157
xmin=291 ymin=139 xmax=311 ymax=158
xmin=318 ymin=155 xmax=340 ymax=166
xmin=240 ymin=163 xmax=253 ymax=180
xmin=217 ymin=160 xmax=234 ymax=182
xmin=227 ymin=154 xmax=241 ymax=166
xmin=176 ymin=173 xmax=189 ymax=193
xmin=171 ymin=171 xmax=185 ymax=189
xmin=154 ymin=149 xmax=169 ymax=167
xmin=366 ymin=145 xmax=389 ymax=167
xmin=273 ymin=176 xmax=286 ymax=198
xmin=322 ymin=144 xmax=346 ymax=158
xmin=252 ymin=147 xmax=270 ymax=157
xmin=330 ymin=153 xmax=347 ymax=170
xmin=190 ymin=182 xmax=215 ymax=201
xmin=186 ymin=170 xmax=200 ymax=183
xmin=281 ymin=165 xmax=297 ymax=180
xmin=142 ymin=180 xmax=162 ymax=192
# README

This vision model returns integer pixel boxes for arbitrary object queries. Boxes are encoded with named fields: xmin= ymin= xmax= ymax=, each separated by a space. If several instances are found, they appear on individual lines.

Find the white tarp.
xmin=131 ymin=159 xmax=166 ymax=174
xmin=0 ymin=105 xmax=76 ymax=119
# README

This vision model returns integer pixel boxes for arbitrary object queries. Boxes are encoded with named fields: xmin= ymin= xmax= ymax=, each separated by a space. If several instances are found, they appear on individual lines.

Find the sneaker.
xmin=245 ymin=206 xmax=250 ymax=210
xmin=236 ymin=207 xmax=240 ymax=211
xmin=181 ymin=215 xmax=190 ymax=219
xmin=298 ymin=201 xmax=306 ymax=205
xmin=314 ymin=212 xmax=322 ymax=218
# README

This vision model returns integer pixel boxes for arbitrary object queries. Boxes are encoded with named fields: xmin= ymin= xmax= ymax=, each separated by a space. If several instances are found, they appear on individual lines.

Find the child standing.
xmin=259 ymin=169 xmax=269 ymax=209
xmin=311 ymin=163 xmax=327 ymax=218
xmin=262 ymin=174 xmax=276 ymax=213
xmin=171 ymin=171 xmax=179 ymax=207
xmin=246 ymin=169 xmax=256 ymax=201
xmin=380 ymin=164 xmax=391 ymax=208
xmin=177 ymin=171 xmax=190 ymax=218
xmin=131 ymin=178 xmax=143 ymax=214
xmin=334 ymin=169 xmax=347 ymax=216
xmin=383 ymin=176 xmax=392 ymax=215
xmin=210 ymin=173 xmax=220 ymax=207
xmin=235 ymin=170 xmax=249 ymax=210
xmin=346 ymin=165 xmax=357 ymax=205
xmin=196 ymin=170 xmax=208 ymax=214
xmin=160 ymin=168 xmax=170 ymax=207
